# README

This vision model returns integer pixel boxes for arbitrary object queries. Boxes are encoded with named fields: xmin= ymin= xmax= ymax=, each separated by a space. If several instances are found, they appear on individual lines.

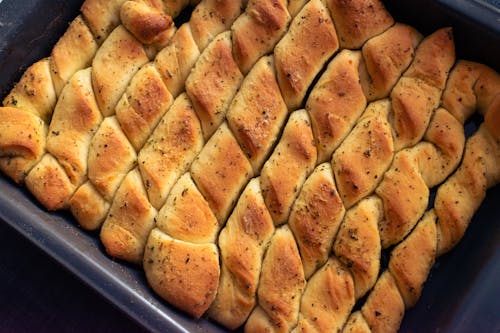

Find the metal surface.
xmin=0 ymin=0 xmax=498 ymax=332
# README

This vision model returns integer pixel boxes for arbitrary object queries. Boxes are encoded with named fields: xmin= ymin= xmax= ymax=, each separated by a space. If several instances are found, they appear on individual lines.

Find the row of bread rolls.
xmin=291 ymin=56 xmax=500 ymax=333
xmin=0 ymin=0 xmax=199 ymax=195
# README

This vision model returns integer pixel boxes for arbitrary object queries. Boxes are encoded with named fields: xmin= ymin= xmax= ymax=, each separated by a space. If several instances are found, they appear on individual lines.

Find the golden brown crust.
xmin=274 ymin=0 xmax=339 ymax=110
xmin=3 ymin=59 xmax=56 ymax=123
xmin=115 ymin=63 xmax=173 ymax=151
xmin=332 ymin=100 xmax=394 ymax=209
xmin=260 ymin=110 xmax=317 ymax=225
xmin=415 ymin=108 xmax=466 ymax=187
xmin=404 ymin=28 xmax=455 ymax=90
xmin=100 ymin=168 xmax=157 ymax=264
xmin=50 ymin=15 xmax=98 ymax=95
xmin=81 ymin=0 xmax=127 ymax=42
xmin=91 ymin=25 xmax=149 ymax=116
xmin=289 ymin=163 xmax=345 ymax=279
xmin=46 ymin=68 xmax=102 ymax=186
xmin=390 ymin=77 xmax=441 ymax=151
xmin=342 ymin=312 xmax=372 ymax=333
xmin=245 ymin=225 xmax=305 ymax=332
xmin=188 ymin=0 xmax=244 ymax=51
xmin=186 ymin=31 xmax=243 ymax=139
xmin=138 ymin=93 xmax=204 ymax=210
xmin=0 ymin=107 xmax=45 ymax=161
xmin=156 ymin=173 xmax=218 ymax=243
xmin=295 ymin=258 xmax=355 ymax=333
xmin=69 ymin=181 xmax=110 ymax=231
xmin=333 ymin=196 xmax=382 ymax=300
xmin=87 ymin=116 xmax=137 ymax=201
xmin=144 ymin=229 xmax=220 ymax=318
xmin=389 ymin=210 xmax=437 ymax=308
xmin=435 ymin=125 xmax=499 ymax=255
xmin=360 ymin=23 xmax=423 ymax=101
xmin=325 ymin=0 xmax=394 ymax=49
xmin=25 ymin=154 xmax=76 ymax=211
xmin=226 ymin=56 xmax=288 ymax=172
xmin=231 ymin=0 xmax=291 ymax=74
xmin=442 ymin=60 xmax=500 ymax=124
xmin=190 ymin=122 xmax=253 ymax=222
xmin=376 ymin=152 xmax=429 ymax=248
xmin=361 ymin=271 xmax=405 ymax=333
xmin=120 ymin=1 xmax=175 ymax=47
xmin=154 ymin=23 xmax=200 ymax=97
xmin=209 ymin=178 xmax=275 ymax=329
xmin=306 ymin=50 xmax=367 ymax=164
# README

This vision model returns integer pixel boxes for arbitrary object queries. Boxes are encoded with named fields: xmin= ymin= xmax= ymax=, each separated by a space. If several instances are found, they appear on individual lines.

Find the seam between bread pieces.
xmin=141 ymin=0 xmax=414 ymax=326
xmin=0 ymin=0 xmax=197 ymax=199
xmin=342 ymin=73 xmax=499 ymax=333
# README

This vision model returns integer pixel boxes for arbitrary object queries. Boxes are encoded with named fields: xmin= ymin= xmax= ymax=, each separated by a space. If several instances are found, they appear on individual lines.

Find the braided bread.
xmin=0 ymin=0 xmax=499 ymax=332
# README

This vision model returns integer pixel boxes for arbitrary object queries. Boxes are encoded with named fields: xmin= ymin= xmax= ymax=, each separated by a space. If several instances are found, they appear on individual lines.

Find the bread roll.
xmin=46 ymin=68 xmax=103 ymax=187
xmin=25 ymin=154 xmax=75 ymax=211
xmin=294 ymin=258 xmax=355 ymax=333
xmin=332 ymin=100 xmax=394 ymax=209
xmin=69 ymin=182 xmax=110 ymax=230
xmin=190 ymin=122 xmax=253 ymax=222
xmin=185 ymin=31 xmax=244 ymax=139
xmin=274 ymin=0 xmax=339 ymax=109
xmin=189 ymin=0 xmax=245 ymax=51
xmin=155 ymin=172 xmax=218 ymax=243
xmin=333 ymin=196 xmax=382 ymax=300
xmin=81 ymin=0 xmax=128 ymax=42
xmin=226 ymin=56 xmax=288 ymax=172
xmin=50 ymin=16 xmax=99 ymax=95
xmin=325 ymin=0 xmax=394 ymax=49
xmin=3 ymin=59 xmax=56 ymax=123
xmin=389 ymin=210 xmax=437 ymax=308
xmin=87 ymin=116 xmax=137 ymax=201
xmin=0 ymin=107 xmax=45 ymax=166
xmin=138 ymin=93 xmax=204 ymax=210
xmin=91 ymin=25 xmax=149 ymax=117
xmin=245 ymin=225 xmax=305 ymax=332
xmin=306 ymin=50 xmax=367 ymax=164
xmin=209 ymin=178 xmax=275 ymax=329
xmin=360 ymin=23 xmax=422 ymax=101
xmin=115 ymin=63 xmax=174 ymax=151
xmin=143 ymin=229 xmax=220 ymax=318
xmin=120 ymin=1 xmax=175 ymax=48
xmin=260 ymin=110 xmax=317 ymax=225
xmin=361 ymin=271 xmax=405 ymax=333
xmin=100 ymin=168 xmax=157 ymax=264
xmin=154 ymin=23 xmax=201 ymax=97
xmin=231 ymin=0 xmax=290 ymax=74
xmin=288 ymin=163 xmax=345 ymax=279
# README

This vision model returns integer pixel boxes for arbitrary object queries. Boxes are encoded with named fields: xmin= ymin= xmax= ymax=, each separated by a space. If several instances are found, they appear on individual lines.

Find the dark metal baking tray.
xmin=0 ymin=0 xmax=498 ymax=332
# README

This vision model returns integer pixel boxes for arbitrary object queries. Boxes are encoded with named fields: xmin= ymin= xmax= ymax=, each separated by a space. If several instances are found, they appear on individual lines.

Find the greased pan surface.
xmin=0 ymin=0 xmax=498 ymax=332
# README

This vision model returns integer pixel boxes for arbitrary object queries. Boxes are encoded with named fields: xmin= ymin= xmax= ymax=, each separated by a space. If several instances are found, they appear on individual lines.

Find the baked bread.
xmin=0 ymin=0 xmax=499 ymax=332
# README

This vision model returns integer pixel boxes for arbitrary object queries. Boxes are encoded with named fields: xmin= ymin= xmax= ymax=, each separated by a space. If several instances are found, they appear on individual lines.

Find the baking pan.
xmin=0 ymin=0 xmax=499 ymax=332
